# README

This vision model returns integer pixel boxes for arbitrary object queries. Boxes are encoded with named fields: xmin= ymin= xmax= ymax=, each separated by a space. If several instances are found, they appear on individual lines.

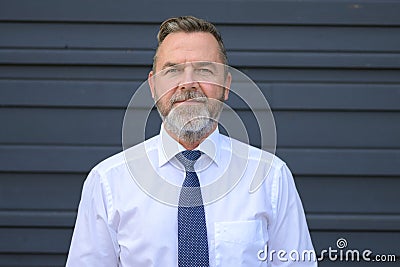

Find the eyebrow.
xmin=161 ymin=62 xmax=179 ymax=70
xmin=160 ymin=61 xmax=218 ymax=71
xmin=192 ymin=61 xmax=217 ymax=70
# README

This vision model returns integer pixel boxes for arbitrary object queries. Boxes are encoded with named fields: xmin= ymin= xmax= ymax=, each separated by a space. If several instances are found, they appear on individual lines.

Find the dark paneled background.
xmin=1 ymin=1 xmax=399 ymax=266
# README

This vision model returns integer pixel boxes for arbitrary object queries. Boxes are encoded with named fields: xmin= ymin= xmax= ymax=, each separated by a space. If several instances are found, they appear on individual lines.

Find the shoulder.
xmin=219 ymin=133 xmax=286 ymax=172
xmin=91 ymin=135 xmax=160 ymax=176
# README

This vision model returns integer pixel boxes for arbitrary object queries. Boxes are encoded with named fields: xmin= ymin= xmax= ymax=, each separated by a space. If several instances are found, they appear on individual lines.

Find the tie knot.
xmin=182 ymin=150 xmax=201 ymax=161
xmin=176 ymin=150 xmax=201 ymax=171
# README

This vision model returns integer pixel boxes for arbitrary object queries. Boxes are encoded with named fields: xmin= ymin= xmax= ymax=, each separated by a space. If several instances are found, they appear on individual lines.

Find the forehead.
xmin=155 ymin=32 xmax=222 ymax=70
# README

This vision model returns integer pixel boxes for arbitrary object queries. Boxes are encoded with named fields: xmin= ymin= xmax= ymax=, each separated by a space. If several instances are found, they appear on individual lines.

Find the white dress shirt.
xmin=66 ymin=126 xmax=317 ymax=267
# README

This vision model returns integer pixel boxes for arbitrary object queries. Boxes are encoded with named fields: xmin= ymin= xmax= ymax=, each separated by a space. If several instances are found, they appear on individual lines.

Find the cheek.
xmin=201 ymin=84 xmax=226 ymax=100
xmin=154 ymin=79 xmax=176 ymax=101
xmin=155 ymin=96 xmax=172 ymax=118
xmin=154 ymin=85 xmax=176 ymax=103
xmin=157 ymin=94 xmax=172 ymax=111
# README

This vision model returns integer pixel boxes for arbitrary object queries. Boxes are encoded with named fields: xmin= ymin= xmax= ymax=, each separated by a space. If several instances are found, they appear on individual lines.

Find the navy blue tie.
xmin=176 ymin=150 xmax=209 ymax=267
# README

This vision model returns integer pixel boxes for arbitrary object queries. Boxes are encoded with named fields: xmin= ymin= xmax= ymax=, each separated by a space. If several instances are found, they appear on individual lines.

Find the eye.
xmin=165 ymin=67 xmax=179 ymax=74
xmin=196 ymin=68 xmax=214 ymax=75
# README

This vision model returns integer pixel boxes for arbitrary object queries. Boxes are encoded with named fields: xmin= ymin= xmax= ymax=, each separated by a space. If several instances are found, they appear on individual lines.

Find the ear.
xmin=223 ymin=72 xmax=232 ymax=101
xmin=148 ymin=70 xmax=156 ymax=99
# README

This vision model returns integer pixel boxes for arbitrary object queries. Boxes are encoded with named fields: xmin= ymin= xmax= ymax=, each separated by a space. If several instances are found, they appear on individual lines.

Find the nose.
xmin=178 ymin=68 xmax=199 ymax=90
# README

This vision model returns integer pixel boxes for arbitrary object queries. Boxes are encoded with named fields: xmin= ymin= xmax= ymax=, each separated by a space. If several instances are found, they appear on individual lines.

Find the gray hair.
xmin=153 ymin=16 xmax=228 ymax=71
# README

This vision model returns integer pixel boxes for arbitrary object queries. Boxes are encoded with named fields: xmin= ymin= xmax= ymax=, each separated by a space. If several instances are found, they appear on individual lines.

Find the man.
xmin=66 ymin=16 xmax=317 ymax=266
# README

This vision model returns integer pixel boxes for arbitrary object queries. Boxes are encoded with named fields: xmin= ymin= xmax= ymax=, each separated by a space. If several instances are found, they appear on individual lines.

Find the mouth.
xmin=173 ymin=98 xmax=207 ymax=106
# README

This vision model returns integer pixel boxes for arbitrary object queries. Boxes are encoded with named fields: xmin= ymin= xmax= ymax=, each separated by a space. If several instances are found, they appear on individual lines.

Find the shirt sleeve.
xmin=66 ymin=169 xmax=119 ymax=267
xmin=267 ymin=163 xmax=317 ymax=266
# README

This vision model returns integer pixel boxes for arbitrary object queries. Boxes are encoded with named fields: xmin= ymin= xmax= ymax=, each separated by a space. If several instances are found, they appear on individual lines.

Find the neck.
xmin=164 ymin=123 xmax=217 ymax=150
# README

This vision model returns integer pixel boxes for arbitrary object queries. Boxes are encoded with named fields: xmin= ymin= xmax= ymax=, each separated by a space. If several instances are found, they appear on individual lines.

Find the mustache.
xmin=170 ymin=90 xmax=207 ymax=105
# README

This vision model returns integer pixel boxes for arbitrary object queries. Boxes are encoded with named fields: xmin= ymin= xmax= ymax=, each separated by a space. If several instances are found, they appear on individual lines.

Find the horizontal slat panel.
xmin=2 ymin=49 xmax=400 ymax=69
xmin=0 ymin=22 xmax=157 ymax=49
xmin=311 ymin=231 xmax=400 ymax=256
xmin=0 ymin=173 xmax=84 ymax=210
xmin=0 ymin=228 xmax=72 ymax=253
xmin=275 ymin=111 xmax=400 ymax=149
xmin=228 ymin=51 xmax=400 ymax=68
xmin=0 ymin=80 xmax=136 ymax=108
xmin=0 ymin=254 xmax=66 ymax=267
xmin=1 ymin=0 xmax=400 ymax=26
xmin=277 ymin=148 xmax=400 ymax=176
xmin=0 ymin=211 xmax=77 ymax=227
xmin=1 ymin=108 xmax=399 ymax=148
xmin=223 ymin=110 xmax=399 ymax=149
xmin=1 ymin=80 xmax=400 ymax=111
xmin=239 ymin=68 xmax=400 ymax=83
xmin=2 ymin=66 xmax=400 ymax=83
xmin=221 ymin=25 xmax=400 ymax=52
xmin=0 ymin=66 xmax=149 ymax=81
xmin=0 ymin=146 xmax=398 ymax=175
xmin=1 ymin=172 xmax=398 ymax=214
xmin=2 ymin=23 xmax=400 ymax=52
xmin=267 ymin=83 xmax=400 ymax=111
xmin=0 ymin=107 xmax=126 ymax=146
xmin=297 ymin=176 xmax=400 ymax=214
xmin=0 ymin=146 xmax=120 ymax=173
xmin=308 ymin=214 xmax=400 ymax=231
xmin=0 ymin=49 xmax=152 ymax=65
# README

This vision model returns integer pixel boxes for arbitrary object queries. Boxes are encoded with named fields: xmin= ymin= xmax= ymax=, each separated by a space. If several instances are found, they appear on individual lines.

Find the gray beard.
xmin=163 ymin=104 xmax=217 ymax=145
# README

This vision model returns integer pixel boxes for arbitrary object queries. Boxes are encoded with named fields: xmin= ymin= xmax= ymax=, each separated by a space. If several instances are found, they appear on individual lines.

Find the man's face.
xmin=148 ymin=32 xmax=231 ymax=143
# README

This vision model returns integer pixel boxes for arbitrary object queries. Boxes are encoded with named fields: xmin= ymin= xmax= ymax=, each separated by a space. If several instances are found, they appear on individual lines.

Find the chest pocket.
xmin=214 ymin=220 xmax=267 ymax=267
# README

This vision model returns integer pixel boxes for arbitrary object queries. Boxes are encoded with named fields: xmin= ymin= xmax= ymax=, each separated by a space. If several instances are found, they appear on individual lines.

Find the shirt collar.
xmin=158 ymin=124 xmax=220 ymax=168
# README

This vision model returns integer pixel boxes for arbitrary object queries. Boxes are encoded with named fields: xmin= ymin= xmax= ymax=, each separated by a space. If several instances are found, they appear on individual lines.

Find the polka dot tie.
xmin=176 ymin=150 xmax=209 ymax=267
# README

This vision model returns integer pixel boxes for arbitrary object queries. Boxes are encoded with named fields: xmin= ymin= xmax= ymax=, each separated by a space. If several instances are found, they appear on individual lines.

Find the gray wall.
xmin=1 ymin=0 xmax=399 ymax=266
